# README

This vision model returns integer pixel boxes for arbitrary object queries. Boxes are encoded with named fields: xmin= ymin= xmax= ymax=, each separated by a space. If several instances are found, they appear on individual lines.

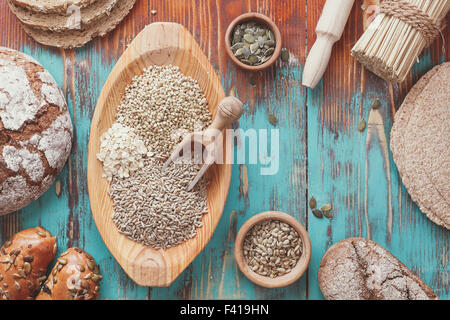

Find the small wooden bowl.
xmin=225 ymin=13 xmax=282 ymax=71
xmin=234 ymin=211 xmax=311 ymax=288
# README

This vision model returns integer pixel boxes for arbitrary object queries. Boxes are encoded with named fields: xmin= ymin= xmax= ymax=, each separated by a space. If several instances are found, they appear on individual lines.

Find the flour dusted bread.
xmin=318 ymin=238 xmax=438 ymax=300
xmin=0 ymin=227 xmax=57 ymax=300
xmin=36 ymin=247 xmax=102 ymax=300
xmin=10 ymin=0 xmax=96 ymax=13
xmin=390 ymin=62 xmax=450 ymax=229
xmin=0 ymin=47 xmax=72 ymax=215
xmin=20 ymin=0 xmax=136 ymax=48
xmin=7 ymin=0 xmax=118 ymax=32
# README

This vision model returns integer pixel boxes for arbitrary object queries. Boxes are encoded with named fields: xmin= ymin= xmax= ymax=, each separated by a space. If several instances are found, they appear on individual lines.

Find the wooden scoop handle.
xmin=205 ymin=96 xmax=244 ymax=135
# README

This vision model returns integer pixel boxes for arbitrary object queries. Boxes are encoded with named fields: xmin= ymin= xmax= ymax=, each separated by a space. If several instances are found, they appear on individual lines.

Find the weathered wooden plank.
xmin=306 ymin=0 xmax=449 ymax=300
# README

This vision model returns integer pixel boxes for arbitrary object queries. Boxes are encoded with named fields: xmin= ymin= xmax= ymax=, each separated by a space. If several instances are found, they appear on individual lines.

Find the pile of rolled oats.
xmin=97 ymin=123 xmax=149 ymax=182
xmin=98 ymin=65 xmax=212 ymax=249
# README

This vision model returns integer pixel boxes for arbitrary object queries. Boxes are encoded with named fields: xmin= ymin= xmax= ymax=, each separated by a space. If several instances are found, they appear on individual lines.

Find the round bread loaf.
xmin=318 ymin=238 xmax=438 ymax=300
xmin=0 ymin=47 xmax=72 ymax=215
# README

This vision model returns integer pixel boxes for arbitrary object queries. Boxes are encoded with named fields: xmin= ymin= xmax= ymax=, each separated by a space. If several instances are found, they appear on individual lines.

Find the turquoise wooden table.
xmin=0 ymin=0 xmax=449 ymax=299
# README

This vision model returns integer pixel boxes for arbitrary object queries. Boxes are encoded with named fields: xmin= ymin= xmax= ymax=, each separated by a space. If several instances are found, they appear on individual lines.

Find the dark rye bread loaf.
xmin=318 ymin=238 xmax=438 ymax=300
xmin=21 ymin=0 xmax=136 ymax=48
xmin=0 ymin=47 xmax=72 ymax=215
xmin=10 ymin=0 xmax=97 ymax=14
xmin=7 ymin=0 xmax=118 ymax=32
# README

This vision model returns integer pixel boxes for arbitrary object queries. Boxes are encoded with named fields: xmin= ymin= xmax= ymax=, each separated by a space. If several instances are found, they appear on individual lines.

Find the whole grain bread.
xmin=7 ymin=0 xmax=118 ymax=32
xmin=0 ymin=47 xmax=73 ymax=215
xmin=0 ymin=227 xmax=57 ymax=300
xmin=21 ymin=0 xmax=136 ymax=48
xmin=10 ymin=0 xmax=96 ymax=14
xmin=318 ymin=238 xmax=438 ymax=300
xmin=36 ymin=247 xmax=102 ymax=300
xmin=390 ymin=62 xmax=450 ymax=229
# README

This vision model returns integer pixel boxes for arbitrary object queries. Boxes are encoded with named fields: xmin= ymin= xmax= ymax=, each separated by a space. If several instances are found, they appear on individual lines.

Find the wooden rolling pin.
xmin=302 ymin=0 xmax=355 ymax=89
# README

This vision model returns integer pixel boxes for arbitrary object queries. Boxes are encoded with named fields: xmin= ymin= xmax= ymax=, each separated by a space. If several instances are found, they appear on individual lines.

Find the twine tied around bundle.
xmin=380 ymin=0 xmax=442 ymax=46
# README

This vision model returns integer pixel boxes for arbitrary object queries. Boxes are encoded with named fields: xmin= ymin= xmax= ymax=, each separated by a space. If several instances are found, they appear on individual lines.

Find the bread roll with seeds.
xmin=0 ymin=227 xmax=57 ymax=300
xmin=318 ymin=238 xmax=438 ymax=300
xmin=36 ymin=247 xmax=102 ymax=300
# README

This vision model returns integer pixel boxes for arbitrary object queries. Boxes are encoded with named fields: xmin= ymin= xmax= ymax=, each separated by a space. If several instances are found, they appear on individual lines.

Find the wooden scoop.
xmin=163 ymin=96 xmax=244 ymax=191
xmin=87 ymin=23 xmax=232 ymax=287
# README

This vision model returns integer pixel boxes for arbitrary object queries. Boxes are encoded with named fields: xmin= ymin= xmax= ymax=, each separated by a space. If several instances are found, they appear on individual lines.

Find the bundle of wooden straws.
xmin=352 ymin=0 xmax=450 ymax=82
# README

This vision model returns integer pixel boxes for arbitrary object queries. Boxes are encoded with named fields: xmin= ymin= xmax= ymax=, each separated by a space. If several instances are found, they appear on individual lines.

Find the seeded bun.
xmin=7 ymin=0 xmax=118 ymax=32
xmin=36 ymin=247 xmax=102 ymax=300
xmin=390 ymin=62 xmax=450 ymax=229
xmin=318 ymin=238 xmax=438 ymax=300
xmin=0 ymin=227 xmax=57 ymax=300
xmin=0 ymin=47 xmax=72 ymax=215
xmin=20 ymin=0 xmax=136 ymax=48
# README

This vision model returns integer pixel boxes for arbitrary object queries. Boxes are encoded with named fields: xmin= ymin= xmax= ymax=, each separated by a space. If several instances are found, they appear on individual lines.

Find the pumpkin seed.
xmin=249 ymin=75 xmax=257 ymax=86
xmin=37 ymin=231 xmax=47 ymax=238
xmin=268 ymin=114 xmax=278 ymax=126
xmin=371 ymin=99 xmax=381 ymax=109
xmin=87 ymin=259 xmax=96 ymax=271
xmin=309 ymin=196 xmax=317 ymax=209
xmin=23 ymin=255 xmax=33 ymax=263
xmin=231 ymin=21 xmax=276 ymax=66
xmin=323 ymin=210 xmax=333 ymax=219
xmin=281 ymin=48 xmax=290 ymax=62
xmin=321 ymin=204 xmax=332 ymax=212
xmin=312 ymin=209 xmax=323 ymax=218
xmin=23 ymin=262 xmax=31 ymax=275
xmin=358 ymin=119 xmax=366 ymax=132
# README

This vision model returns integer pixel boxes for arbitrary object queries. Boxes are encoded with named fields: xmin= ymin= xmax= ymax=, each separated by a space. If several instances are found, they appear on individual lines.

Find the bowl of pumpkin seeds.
xmin=225 ymin=13 xmax=282 ymax=71
xmin=234 ymin=211 xmax=311 ymax=288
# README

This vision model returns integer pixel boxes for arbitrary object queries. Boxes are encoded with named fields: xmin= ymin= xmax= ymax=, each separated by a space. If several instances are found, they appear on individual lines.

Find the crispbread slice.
xmin=7 ymin=0 xmax=118 ymax=32
xmin=10 ymin=0 xmax=95 ymax=13
xmin=390 ymin=62 xmax=450 ymax=229
xmin=390 ymin=64 xmax=446 ymax=226
xmin=21 ymin=0 xmax=136 ymax=48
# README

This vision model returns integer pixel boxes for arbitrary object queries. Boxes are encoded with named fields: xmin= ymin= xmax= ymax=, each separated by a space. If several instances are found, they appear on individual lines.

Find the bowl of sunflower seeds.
xmin=225 ymin=12 xmax=282 ymax=71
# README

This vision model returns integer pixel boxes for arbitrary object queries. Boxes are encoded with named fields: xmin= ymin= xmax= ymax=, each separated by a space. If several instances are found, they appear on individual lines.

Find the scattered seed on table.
xmin=358 ymin=119 xmax=367 ymax=132
xmin=323 ymin=210 xmax=333 ymax=219
xmin=249 ymin=75 xmax=257 ymax=86
xmin=321 ymin=204 xmax=332 ymax=212
xmin=281 ymin=48 xmax=290 ymax=62
xmin=312 ymin=209 xmax=323 ymax=219
xmin=371 ymin=99 xmax=381 ymax=109
xmin=268 ymin=114 xmax=278 ymax=126
xmin=309 ymin=196 xmax=317 ymax=209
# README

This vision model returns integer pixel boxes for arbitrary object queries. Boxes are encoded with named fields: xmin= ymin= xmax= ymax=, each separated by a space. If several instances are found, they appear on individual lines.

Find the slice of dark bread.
xmin=318 ymin=238 xmax=438 ymax=300
xmin=21 ymin=0 xmax=136 ymax=48
xmin=8 ymin=0 xmax=118 ymax=32
xmin=10 ymin=0 xmax=96 ymax=14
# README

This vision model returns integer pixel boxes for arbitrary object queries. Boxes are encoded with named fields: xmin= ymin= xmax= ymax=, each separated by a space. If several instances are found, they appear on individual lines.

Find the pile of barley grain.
xmin=100 ymin=65 xmax=211 ymax=249
xmin=115 ymin=65 xmax=212 ymax=158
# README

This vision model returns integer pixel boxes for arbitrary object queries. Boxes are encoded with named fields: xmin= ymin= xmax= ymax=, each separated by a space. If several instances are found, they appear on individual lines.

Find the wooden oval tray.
xmin=87 ymin=23 xmax=229 ymax=287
